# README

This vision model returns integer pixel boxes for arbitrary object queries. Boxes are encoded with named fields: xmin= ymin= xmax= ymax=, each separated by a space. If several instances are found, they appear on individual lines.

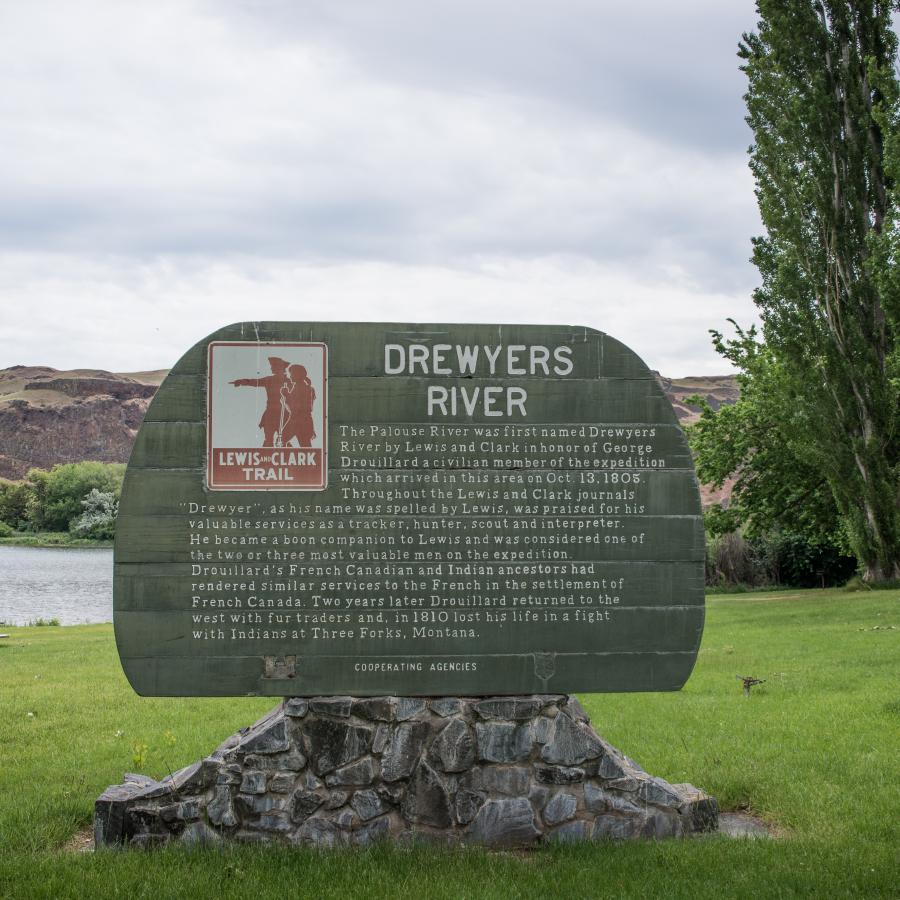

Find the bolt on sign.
xmin=114 ymin=323 xmax=705 ymax=696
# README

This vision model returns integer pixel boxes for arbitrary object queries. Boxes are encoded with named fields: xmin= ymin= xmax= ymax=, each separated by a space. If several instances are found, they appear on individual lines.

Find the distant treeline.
xmin=0 ymin=461 xmax=124 ymax=539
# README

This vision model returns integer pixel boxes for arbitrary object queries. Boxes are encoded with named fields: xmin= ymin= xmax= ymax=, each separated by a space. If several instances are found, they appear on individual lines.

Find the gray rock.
xmin=376 ymin=784 xmax=405 ymax=806
xmin=563 ymin=696 xmax=590 ymax=723
xmin=543 ymin=792 xmax=578 ymax=825
xmin=268 ymin=772 xmax=296 ymax=794
xmin=372 ymin=723 xmax=391 ymax=754
xmin=534 ymin=765 xmax=586 ymax=785
xmin=402 ymin=761 xmax=451 ymax=828
xmin=641 ymin=811 xmax=682 ymax=839
xmin=351 ymin=789 xmax=386 ymax=821
xmin=548 ymin=820 xmax=591 ymax=843
xmin=304 ymin=719 xmax=372 ymax=775
xmin=290 ymin=790 xmax=324 ymax=823
xmin=429 ymin=698 xmax=462 ymax=717
xmin=671 ymin=784 xmax=719 ymax=832
xmin=325 ymin=757 xmax=377 ymax=787
xmin=592 ymin=814 xmax=645 ymax=840
xmin=541 ymin=713 xmax=604 ymax=766
xmin=396 ymin=698 xmax=427 ymax=721
xmin=176 ymin=799 xmax=201 ymax=821
xmin=295 ymin=816 xmax=342 ymax=847
xmin=207 ymin=785 xmax=237 ymax=828
xmin=381 ymin=722 xmax=430 ymax=781
xmin=638 ymin=778 xmax=682 ymax=808
xmin=464 ymin=765 xmax=531 ymax=796
xmin=432 ymin=718 xmax=476 ymax=773
xmin=336 ymin=809 xmax=357 ymax=829
xmin=239 ymin=771 xmax=267 ymax=795
xmin=533 ymin=716 xmax=553 ymax=744
xmin=473 ymin=698 xmax=542 ymax=720
xmin=180 ymin=821 xmax=221 ymax=847
xmin=528 ymin=784 xmax=551 ymax=809
xmin=236 ymin=793 xmax=283 ymax=815
xmin=283 ymin=698 xmax=309 ymax=718
xmin=301 ymin=771 xmax=323 ymax=791
xmin=475 ymin=722 xmax=533 ymax=763
xmin=325 ymin=790 xmax=349 ymax=809
xmin=598 ymin=753 xmax=629 ymax=780
xmin=352 ymin=815 xmax=392 ymax=847
xmin=352 ymin=698 xmax=397 ymax=721
xmin=468 ymin=798 xmax=539 ymax=848
xmin=455 ymin=789 xmax=484 ymax=825
xmin=310 ymin=697 xmax=353 ymax=717
xmin=254 ymin=813 xmax=292 ymax=833
xmin=244 ymin=749 xmax=307 ymax=772
xmin=239 ymin=717 xmax=290 ymax=755
xmin=584 ymin=782 xmax=643 ymax=815
xmin=605 ymin=778 xmax=641 ymax=794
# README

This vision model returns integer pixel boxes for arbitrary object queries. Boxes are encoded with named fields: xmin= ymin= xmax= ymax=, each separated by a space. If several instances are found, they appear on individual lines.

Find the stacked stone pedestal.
xmin=95 ymin=695 xmax=717 ymax=849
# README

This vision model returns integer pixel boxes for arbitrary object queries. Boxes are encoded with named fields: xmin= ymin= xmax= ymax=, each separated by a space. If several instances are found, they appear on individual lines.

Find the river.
xmin=0 ymin=546 xmax=113 ymax=625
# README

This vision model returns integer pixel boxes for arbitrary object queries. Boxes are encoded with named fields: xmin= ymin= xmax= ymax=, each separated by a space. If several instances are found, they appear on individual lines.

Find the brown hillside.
xmin=0 ymin=366 xmax=739 ymax=504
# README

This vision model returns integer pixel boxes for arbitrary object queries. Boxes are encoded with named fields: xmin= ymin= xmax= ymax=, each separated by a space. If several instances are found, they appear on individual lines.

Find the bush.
xmin=705 ymin=526 xmax=856 ymax=589
xmin=0 ymin=521 xmax=14 ymax=537
xmin=24 ymin=462 xmax=124 ymax=532
xmin=0 ymin=479 xmax=30 ymax=529
xmin=71 ymin=489 xmax=118 ymax=539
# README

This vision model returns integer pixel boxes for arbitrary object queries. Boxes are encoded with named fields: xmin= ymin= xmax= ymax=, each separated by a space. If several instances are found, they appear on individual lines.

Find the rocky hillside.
xmin=0 ymin=366 xmax=739 ymax=495
xmin=0 ymin=366 xmax=166 ymax=480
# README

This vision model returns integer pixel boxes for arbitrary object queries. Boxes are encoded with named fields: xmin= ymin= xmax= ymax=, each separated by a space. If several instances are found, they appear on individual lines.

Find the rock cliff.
xmin=0 ymin=365 xmax=738 ymax=501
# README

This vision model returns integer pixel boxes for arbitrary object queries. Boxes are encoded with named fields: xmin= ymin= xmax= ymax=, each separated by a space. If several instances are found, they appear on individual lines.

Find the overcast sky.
xmin=0 ymin=0 xmax=762 ymax=376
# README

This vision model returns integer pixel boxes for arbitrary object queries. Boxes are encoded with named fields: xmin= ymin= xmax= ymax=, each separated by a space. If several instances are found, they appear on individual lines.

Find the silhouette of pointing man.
xmin=230 ymin=356 xmax=290 ymax=448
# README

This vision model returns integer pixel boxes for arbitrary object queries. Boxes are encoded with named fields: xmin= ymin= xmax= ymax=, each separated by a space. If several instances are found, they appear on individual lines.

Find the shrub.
xmin=25 ymin=462 xmax=124 ymax=532
xmin=71 ymin=489 xmax=118 ymax=539
xmin=0 ymin=479 xmax=30 ymax=528
xmin=0 ymin=521 xmax=14 ymax=537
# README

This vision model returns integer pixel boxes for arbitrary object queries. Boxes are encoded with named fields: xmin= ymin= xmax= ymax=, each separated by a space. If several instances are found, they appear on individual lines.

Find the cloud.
xmin=0 ymin=0 xmax=763 ymax=373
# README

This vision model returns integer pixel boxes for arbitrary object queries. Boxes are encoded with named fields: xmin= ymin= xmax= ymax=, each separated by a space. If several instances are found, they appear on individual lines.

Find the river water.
xmin=0 ymin=546 xmax=113 ymax=625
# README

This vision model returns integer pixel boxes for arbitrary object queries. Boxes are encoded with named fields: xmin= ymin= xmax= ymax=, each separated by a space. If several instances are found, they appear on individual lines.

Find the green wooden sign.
xmin=114 ymin=323 xmax=704 ymax=696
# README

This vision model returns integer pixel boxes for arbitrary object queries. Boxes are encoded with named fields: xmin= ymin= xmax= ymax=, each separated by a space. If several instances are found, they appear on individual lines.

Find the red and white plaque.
xmin=207 ymin=342 xmax=327 ymax=490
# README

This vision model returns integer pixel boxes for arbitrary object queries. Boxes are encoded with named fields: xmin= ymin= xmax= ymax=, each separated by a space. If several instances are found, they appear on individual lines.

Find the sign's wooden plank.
xmin=119 ymin=467 xmax=702 ymax=517
xmin=114 ymin=321 xmax=706 ymax=696
xmin=114 ymin=559 xmax=705 ymax=611
xmin=169 ymin=323 xmax=648 ymax=379
xmin=113 ymin=513 xmax=705 ymax=565
xmin=118 ymin=650 xmax=700 ymax=697
xmin=114 ymin=605 xmax=704 ymax=659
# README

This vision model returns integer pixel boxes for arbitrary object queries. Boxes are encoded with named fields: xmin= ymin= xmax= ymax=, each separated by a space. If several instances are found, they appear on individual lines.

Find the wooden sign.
xmin=114 ymin=323 xmax=705 ymax=696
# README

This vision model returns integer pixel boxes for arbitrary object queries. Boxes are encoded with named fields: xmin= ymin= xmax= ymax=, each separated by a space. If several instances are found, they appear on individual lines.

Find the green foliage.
xmin=0 ymin=521 xmax=13 ymax=538
xmin=694 ymin=2 xmax=900 ymax=581
xmin=71 ymin=488 xmax=118 ymax=539
xmin=0 ymin=462 xmax=125 ymax=536
xmin=704 ymin=522 xmax=856 ymax=588
xmin=0 ymin=479 xmax=30 ymax=529
xmin=24 ymin=462 xmax=125 ymax=533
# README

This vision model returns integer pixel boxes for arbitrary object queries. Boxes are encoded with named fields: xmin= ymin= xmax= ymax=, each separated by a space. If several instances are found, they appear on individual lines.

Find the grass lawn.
xmin=0 ymin=588 xmax=897 ymax=898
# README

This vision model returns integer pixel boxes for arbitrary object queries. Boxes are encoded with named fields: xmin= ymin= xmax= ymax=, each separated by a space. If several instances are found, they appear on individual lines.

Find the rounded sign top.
xmin=114 ymin=322 xmax=704 ymax=696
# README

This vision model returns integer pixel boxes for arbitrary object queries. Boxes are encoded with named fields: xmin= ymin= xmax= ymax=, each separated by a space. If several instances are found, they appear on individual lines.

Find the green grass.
xmin=0 ymin=531 xmax=113 ymax=548
xmin=0 ymin=588 xmax=897 ymax=898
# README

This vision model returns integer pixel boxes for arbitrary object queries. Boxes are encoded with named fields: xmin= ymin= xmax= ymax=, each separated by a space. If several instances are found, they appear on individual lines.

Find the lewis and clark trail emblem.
xmin=206 ymin=342 xmax=327 ymax=490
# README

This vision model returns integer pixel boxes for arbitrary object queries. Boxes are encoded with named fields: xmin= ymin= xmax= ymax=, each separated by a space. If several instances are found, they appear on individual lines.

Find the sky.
xmin=0 ymin=0 xmax=763 ymax=377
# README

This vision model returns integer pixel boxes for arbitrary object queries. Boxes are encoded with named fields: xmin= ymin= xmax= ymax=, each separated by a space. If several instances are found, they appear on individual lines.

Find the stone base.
xmin=95 ymin=696 xmax=717 ymax=849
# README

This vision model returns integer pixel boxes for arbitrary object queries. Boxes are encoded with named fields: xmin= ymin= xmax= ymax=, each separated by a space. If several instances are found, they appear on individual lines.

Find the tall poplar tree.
xmin=694 ymin=0 xmax=900 ymax=581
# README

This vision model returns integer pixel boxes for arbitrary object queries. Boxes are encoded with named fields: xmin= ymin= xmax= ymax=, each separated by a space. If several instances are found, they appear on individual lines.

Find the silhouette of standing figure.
xmin=229 ymin=356 xmax=290 ymax=447
xmin=279 ymin=364 xmax=316 ymax=447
